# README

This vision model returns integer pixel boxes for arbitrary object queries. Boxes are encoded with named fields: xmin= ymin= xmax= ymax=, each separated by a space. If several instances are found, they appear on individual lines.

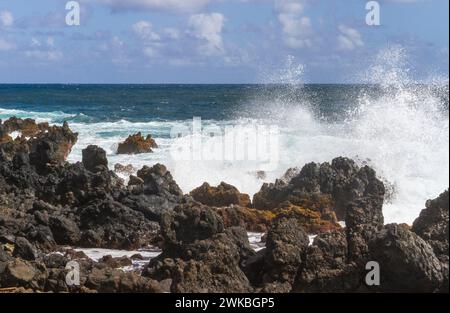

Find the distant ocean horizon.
xmin=1 ymin=83 xmax=449 ymax=225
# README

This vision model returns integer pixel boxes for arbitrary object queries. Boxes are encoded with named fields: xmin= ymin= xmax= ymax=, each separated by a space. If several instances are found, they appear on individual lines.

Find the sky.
xmin=0 ymin=0 xmax=448 ymax=83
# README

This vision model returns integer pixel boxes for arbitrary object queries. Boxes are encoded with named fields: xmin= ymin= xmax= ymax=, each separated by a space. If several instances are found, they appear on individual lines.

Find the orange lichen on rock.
xmin=215 ymin=203 xmax=340 ymax=234
xmin=251 ymin=192 xmax=341 ymax=234
xmin=3 ymin=117 xmax=49 ymax=137
xmin=273 ymin=204 xmax=341 ymax=234
xmin=117 ymin=132 xmax=158 ymax=154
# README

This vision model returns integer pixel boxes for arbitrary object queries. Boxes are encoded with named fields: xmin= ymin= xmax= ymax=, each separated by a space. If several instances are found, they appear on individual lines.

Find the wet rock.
xmin=64 ymin=249 xmax=89 ymax=260
xmin=99 ymin=255 xmax=132 ymax=268
xmin=114 ymin=163 xmax=135 ymax=174
xmin=117 ymin=132 xmax=157 ymax=155
xmin=128 ymin=175 xmax=144 ymax=186
xmin=82 ymin=145 xmax=108 ymax=173
xmin=190 ymin=182 xmax=251 ymax=207
xmin=131 ymin=254 xmax=144 ymax=260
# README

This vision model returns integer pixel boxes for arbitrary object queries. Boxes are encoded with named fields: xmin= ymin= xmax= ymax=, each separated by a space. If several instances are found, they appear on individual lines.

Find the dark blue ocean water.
xmin=0 ymin=84 xmax=393 ymax=122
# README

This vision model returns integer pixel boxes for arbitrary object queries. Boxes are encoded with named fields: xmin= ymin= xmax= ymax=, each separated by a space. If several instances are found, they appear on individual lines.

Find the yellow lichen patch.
xmin=273 ymin=204 xmax=341 ymax=234
xmin=286 ymin=193 xmax=335 ymax=212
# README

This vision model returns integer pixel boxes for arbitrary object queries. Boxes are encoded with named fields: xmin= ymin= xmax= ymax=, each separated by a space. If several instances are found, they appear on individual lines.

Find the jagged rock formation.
xmin=0 ymin=117 xmax=448 ymax=293
xmin=117 ymin=132 xmax=157 ymax=154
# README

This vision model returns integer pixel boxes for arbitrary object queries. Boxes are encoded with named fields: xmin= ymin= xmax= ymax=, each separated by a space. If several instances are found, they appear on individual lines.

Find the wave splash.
xmin=1 ymin=47 xmax=448 ymax=225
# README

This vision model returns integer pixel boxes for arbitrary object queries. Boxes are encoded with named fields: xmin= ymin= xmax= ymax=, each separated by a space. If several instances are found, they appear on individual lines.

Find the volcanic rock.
xmin=117 ymin=132 xmax=157 ymax=154
xmin=190 ymin=182 xmax=251 ymax=207
xmin=143 ymin=202 xmax=253 ymax=292
xmin=82 ymin=145 xmax=108 ymax=173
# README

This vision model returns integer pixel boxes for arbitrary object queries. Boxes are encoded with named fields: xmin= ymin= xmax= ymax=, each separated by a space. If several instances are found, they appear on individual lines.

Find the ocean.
xmin=0 ymin=83 xmax=448 ymax=224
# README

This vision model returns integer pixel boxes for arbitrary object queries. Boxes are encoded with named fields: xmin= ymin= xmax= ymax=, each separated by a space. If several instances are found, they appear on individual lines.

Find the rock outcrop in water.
xmin=117 ymin=132 xmax=157 ymax=155
xmin=0 ymin=116 xmax=448 ymax=293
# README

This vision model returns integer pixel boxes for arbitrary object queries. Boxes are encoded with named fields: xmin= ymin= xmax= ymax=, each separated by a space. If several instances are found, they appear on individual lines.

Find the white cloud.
xmin=337 ymin=25 xmax=364 ymax=51
xmin=31 ymin=38 xmax=41 ymax=47
xmin=143 ymin=46 xmax=159 ymax=58
xmin=132 ymin=21 xmax=165 ymax=59
xmin=0 ymin=10 xmax=14 ymax=27
xmin=275 ymin=0 xmax=313 ymax=49
xmin=24 ymin=37 xmax=63 ymax=61
xmin=24 ymin=50 xmax=63 ymax=61
xmin=92 ymin=0 xmax=211 ymax=13
xmin=189 ymin=13 xmax=225 ymax=55
xmin=132 ymin=21 xmax=161 ymax=41
xmin=0 ymin=38 xmax=14 ymax=51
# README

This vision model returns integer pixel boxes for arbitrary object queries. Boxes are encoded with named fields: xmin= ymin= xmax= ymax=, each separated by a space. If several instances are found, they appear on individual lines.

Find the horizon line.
xmin=1 ymin=82 xmax=448 ymax=86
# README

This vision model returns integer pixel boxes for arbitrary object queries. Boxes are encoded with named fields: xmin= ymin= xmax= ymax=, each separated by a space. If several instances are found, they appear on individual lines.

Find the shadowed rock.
xmin=143 ymin=202 xmax=253 ymax=293
xmin=82 ymin=145 xmax=108 ymax=173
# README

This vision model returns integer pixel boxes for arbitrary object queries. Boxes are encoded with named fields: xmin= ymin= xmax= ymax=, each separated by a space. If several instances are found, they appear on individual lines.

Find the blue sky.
xmin=0 ymin=0 xmax=448 ymax=83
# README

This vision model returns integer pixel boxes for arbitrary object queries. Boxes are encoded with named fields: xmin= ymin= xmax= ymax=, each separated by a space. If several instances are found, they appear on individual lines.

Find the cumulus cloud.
xmin=24 ymin=50 xmax=63 ymax=62
xmin=132 ymin=21 xmax=161 ymax=41
xmin=0 ymin=10 xmax=14 ymax=27
xmin=275 ymin=0 xmax=313 ymax=49
xmin=91 ymin=0 xmax=211 ymax=13
xmin=337 ymin=25 xmax=364 ymax=51
xmin=189 ymin=13 xmax=225 ymax=55
xmin=24 ymin=37 xmax=63 ymax=62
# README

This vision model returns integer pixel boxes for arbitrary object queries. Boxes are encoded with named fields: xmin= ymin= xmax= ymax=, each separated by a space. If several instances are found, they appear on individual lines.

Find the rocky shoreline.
xmin=0 ymin=117 xmax=448 ymax=293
